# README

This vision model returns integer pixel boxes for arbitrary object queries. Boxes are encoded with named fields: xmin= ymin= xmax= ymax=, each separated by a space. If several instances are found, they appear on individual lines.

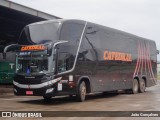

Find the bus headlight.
xmin=46 ymin=88 xmax=54 ymax=94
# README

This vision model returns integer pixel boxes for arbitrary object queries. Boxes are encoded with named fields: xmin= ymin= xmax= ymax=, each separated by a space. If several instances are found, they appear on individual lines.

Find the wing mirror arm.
xmin=3 ymin=44 xmax=19 ymax=59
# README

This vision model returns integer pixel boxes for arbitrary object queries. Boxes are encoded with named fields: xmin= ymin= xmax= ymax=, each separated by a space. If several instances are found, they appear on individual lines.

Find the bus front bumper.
xmin=13 ymin=77 xmax=62 ymax=96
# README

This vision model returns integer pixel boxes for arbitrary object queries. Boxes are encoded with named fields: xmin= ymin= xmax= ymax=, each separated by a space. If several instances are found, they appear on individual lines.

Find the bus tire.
xmin=132 ymin=79 xmax=139 ymax=94
xmin=76 ymin=81 xmax=86 ymax=102
xmin=139 ymin=79 xmax=146 ymax=93
xmin=43 ymin=96 xmax=52 ymax=102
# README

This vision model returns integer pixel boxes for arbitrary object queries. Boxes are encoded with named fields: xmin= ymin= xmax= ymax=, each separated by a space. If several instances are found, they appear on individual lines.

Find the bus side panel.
xmin=76 ymin=22 xmax=157 ymax=93
xmin=75 ymin=23 xmax=99 ymax=92
xmin=97 ymin=26 xmax=134 ymax=91
xmin=144 ymin=40 xmax=157 ymax=87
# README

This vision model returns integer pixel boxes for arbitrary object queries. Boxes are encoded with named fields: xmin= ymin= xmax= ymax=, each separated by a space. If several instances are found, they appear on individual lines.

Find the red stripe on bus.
xmin=137 ymin=42 xmax=142 ymax=76
xmin=141 ymin=42 xmax=144 ymax=76
xmin=146 ymin=42 xmax=155 ymax=84
xmin=144 ymin=43 xmax=147 ymax=76
xmin=133 ymin=42 xmax=140 ymax=77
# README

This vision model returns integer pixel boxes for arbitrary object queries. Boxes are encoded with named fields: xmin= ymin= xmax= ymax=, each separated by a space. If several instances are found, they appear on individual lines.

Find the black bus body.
xmin=9 ymin=19 xmax=157 ymax=101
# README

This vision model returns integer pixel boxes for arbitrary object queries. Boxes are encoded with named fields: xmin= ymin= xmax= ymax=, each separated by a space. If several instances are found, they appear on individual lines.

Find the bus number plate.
xmin=26 ymin=91 xmax=33 ymax=95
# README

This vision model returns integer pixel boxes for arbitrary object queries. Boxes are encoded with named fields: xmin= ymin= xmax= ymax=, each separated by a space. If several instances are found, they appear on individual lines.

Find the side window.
xmin=58 ymin=52 xmax=74 ymax=73
xmin=85 ymin=25 xmax=100 ymax=48
xmin=60 ymin=22 xmax=84 ymax=46
xmin=57 ymin=44 xmax=75 ymax=73
xmin=58 ymin=52 xmax=68 ymax=72
xmin=78 ymin=24 xmax=98 ymax=62
xmin=58 ymin=22 xmax=84 ymax=73
xmin=18 ymin=27 xmax=30 ymax=45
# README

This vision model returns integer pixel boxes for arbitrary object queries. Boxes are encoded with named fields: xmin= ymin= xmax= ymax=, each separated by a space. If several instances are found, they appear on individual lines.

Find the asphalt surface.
xmin=1 ymin=81 xmax=160 ymax=120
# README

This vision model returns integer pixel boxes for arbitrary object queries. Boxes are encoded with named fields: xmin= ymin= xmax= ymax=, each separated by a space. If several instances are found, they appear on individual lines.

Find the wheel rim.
xmin=133 ymin=80 xmax=138 ymax=93
xmin=81 ymin=85 xmax=86 ymax=98
xmin=141 ymin=80 xmax=145 ymax=91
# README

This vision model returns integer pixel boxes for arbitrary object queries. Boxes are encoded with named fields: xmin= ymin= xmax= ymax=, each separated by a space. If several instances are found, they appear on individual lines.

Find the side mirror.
xmin=53 ymin=53 xmax=56 ymax=61
xmin=3 ymin=44 xmax=19 ymax=59
xmin=157 ymin=50 xmax=159 ymax=54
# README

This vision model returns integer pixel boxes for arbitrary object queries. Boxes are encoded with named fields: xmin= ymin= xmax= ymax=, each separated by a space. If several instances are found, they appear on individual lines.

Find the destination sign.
xmin=21 ymin=45 xmax=46 ymax=51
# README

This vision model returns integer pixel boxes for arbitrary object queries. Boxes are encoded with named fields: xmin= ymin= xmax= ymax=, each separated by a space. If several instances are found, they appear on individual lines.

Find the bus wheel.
xmin=43 ymin=96 xmax=52 ymax=102
xmin=77 ymin=81 xmax=86 ymax=102
xmin=139 ymin=79 xmax=146 ymax=93
xmin=132 ymin=79 xmax=139 ymax=94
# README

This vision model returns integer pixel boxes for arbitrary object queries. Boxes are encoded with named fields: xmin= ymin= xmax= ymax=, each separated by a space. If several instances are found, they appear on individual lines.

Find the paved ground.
xmin=1 ymin=82 xmax=160 ymax=120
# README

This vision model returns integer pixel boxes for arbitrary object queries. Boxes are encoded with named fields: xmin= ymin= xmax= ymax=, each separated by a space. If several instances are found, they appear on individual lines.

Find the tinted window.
xmin=79 ymin=24 xmax=98 ymax=61
xmin=18 ymin=22 xmax=60 ymax=45
xmin=58 ymin=22 xmax=84 ymax=73
xmin=85 ymin=25 xmax=100 ymax=49
xmin=79 ymin=37 xmax=97 ymax=61
xmin=18 ymin=27 xmax=30 ymax=45
xmin=60 ymin=22 xmax=84 ymax=44
xmin=29 ymin=22 xmax=60 ymax=44
xmin=99 ymin=28 xmax=132 ymax=53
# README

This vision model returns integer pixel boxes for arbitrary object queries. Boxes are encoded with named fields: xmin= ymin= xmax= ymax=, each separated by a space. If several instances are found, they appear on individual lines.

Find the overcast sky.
xmin=10 ymin=0 xmax=160 ymax=59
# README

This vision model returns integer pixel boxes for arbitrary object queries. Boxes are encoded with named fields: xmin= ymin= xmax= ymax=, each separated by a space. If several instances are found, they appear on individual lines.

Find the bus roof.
xmin=26 ymin=19 xmax=155 ymax=43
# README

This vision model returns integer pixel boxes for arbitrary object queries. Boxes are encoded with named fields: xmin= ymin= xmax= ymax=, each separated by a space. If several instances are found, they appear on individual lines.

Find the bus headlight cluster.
xmin=47 ymin=77 xmax=62 ymax=85
xmin=46 ymin=88 xmax=54 ymax=94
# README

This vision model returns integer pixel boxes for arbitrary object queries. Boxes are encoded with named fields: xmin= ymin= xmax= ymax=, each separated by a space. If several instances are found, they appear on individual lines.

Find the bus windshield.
xmin=18 ymin=22 xmax=60 ymax=45
xmin=16 ymin=51 xmax=55 ymax=75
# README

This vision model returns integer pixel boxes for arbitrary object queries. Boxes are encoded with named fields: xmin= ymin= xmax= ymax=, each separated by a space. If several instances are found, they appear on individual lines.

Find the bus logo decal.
xmin=103 ymin=50 xmax=132 ymax=62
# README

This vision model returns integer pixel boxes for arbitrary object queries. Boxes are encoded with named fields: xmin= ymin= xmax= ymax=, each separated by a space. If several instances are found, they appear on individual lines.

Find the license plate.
xmin=26 ymin=91 xmax=33 ymax=95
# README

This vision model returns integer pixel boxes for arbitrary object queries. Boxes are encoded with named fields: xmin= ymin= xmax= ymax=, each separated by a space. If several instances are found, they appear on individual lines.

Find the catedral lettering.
xmin=4 ymin=19 xmax=157 ymax=102
xmin=21 ymin=45 xmax=46 ymax=51
xmin=103 ymin=50 xmax=132 ymax=62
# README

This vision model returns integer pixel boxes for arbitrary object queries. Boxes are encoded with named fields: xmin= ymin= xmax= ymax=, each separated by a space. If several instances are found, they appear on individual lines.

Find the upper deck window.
xmin=18 ymin=22 xmax=61 ymax=45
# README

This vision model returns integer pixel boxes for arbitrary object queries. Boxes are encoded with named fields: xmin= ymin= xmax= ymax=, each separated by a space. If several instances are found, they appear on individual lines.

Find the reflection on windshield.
xmin=17 ymin=57 xmax=48 ymax=75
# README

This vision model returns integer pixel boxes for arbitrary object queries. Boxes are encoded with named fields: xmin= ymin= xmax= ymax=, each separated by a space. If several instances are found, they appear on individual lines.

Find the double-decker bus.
xmin=4 ymin=19 xmax=157 ymax=102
